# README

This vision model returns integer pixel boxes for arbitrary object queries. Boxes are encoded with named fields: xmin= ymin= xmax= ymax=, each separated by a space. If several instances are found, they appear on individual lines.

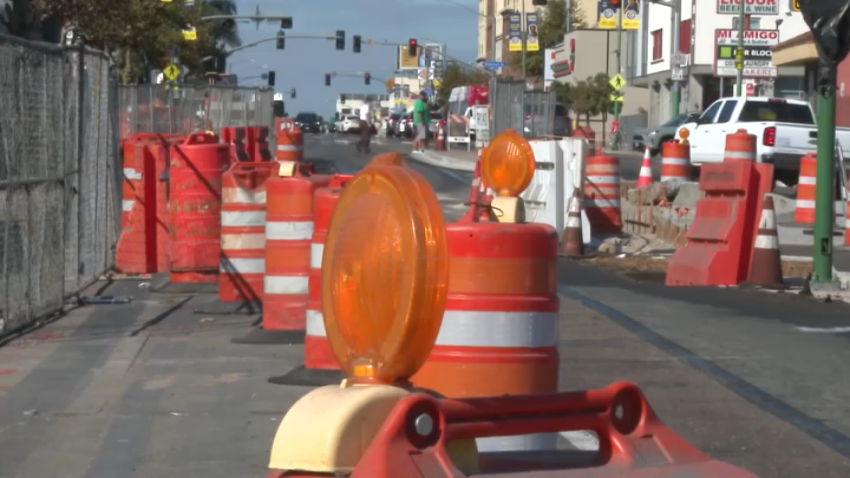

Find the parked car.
xmin=397 ymin=114 xmax=415 ymax=139
xmin=675 ymin=96 xmax=850 ymax=185
xmin=633 ymin=113 xmax=699 ymax=155
xmin=428 ymin=111 xmax=444 ymax=135
xmin=294 ymin=112 xmax=322 ymax=134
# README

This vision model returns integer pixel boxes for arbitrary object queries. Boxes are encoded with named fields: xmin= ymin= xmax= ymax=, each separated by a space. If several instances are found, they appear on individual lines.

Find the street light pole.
xmin=522 ymin=1 xmax=527 ymax=81
xmin=735 ymin=0 xmax=745 ymax=96
xmin=670 ymin=0 xmax=681 ymax=118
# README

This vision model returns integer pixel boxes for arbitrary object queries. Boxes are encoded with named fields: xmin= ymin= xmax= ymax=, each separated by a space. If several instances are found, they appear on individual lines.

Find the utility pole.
xmin=735 ymin=0 xmax=745 ymax=96
xmin=566 ymin=0 xmax=572 ymax=33
xmin=521 ymin=1 xmax=527 ymax=81
xmin=670 ymin=0 xmax=681 ymax=118
xmin=613 ymin=5 xmax=622 ymax=140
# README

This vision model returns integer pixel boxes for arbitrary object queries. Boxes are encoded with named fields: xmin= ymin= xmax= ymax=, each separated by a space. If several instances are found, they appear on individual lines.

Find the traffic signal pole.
xmin=813 ymin=68 xmax=838 ymax=284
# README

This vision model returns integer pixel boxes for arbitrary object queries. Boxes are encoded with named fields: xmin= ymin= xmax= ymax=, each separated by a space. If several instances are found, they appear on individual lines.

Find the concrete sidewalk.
xmin=408 ymin=149 xmax=477 ymax=172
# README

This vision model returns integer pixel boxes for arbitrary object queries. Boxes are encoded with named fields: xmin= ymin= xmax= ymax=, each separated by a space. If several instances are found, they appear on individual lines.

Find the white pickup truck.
xmin=675 ymin=96 xmax=850 ymax=186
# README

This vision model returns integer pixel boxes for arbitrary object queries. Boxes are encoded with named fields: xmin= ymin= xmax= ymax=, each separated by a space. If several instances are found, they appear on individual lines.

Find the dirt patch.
xmin=578 ymin=254 xmax=813 ymax=283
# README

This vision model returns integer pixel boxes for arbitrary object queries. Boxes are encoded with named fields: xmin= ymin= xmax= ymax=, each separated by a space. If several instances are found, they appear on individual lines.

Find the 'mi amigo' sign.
xmin=717 ymin=0 xmax=780 ymax=15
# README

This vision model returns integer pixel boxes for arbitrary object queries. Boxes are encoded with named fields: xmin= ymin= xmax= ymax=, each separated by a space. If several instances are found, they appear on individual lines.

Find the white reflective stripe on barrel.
xmin=799 ymin=176 xmax=816 ymax=185
xmin=223 ymin=187 xmax=267 ymax=204
xmin=221 ymin=210 xmax=266 ymax=227
xmin=306 ymin=309 xmax=326 ymax=336
xmin=310 ymin=243 xmax=324 ymax=269
xmin=264 ymin=275 xmax=309 ymax=294
xmin=435 ymin=311 xmax=558 ymax=348
xmin=725 ymin=150 xmax=755 ymax=160
xmin=795 ymin=199 xmax=816 ymax=208
xmin=267 ymin=221 xmax=313 ymax=240
xmin=221 ymin=233 xmax=266 ymax=250
xmin=586 ymin=175 xmax=620 ymax=184
xmin=122 ymin=200 xmax=134 ymax=211
xmin=585 ymin=198 xmax=621 ymax=208
xmin=123 ymin=168 xmax=141 ymax=180
xmin=277 ymin=145 xmax=304 ymax=151
xmin=220 ymin=257 xmax=264 ymax=273
xmin=662 ymin=157 xmax=689 ymax=165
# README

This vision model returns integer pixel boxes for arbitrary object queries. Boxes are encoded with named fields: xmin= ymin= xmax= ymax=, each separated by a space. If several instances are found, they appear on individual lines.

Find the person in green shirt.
xmin=413 ymin=92 xmax=431 ymax=153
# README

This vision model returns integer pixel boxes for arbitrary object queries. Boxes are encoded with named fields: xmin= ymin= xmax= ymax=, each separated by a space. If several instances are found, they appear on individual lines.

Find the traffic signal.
xmin=335 ymin=30 xmax=345 ymax=51
xmin=291 ymin=88 xmax=296 ymax=99
xmin=364 ymin=72 xmax=370 ymax=85
xmin=267 ymin=71 xmax=276 ymax=87
xmin=280 ymin=17 xmax=293 ymax=29
xmin=353 ymin=35 xmax=361 ymax=53
xmin=408 ymin=38 xmax=417 ymax=56
xmin=340 ymin=94 xmax=346 ymax=104
xmin=276 ymin=30 xmax=285 ymax=50
xmin=325 ymin=73 xmax=331 ymax=86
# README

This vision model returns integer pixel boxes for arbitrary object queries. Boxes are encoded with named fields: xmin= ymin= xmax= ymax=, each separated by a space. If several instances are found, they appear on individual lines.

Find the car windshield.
xmin=296 ymin=113 xmax=317 ymax=123
xmin=739 ymin=100 xmax=815 ymax=124
xmin=346 ymin=115 xmax=358 ymax=120
xmin=662 ymin=114 xmax=689 ymax=128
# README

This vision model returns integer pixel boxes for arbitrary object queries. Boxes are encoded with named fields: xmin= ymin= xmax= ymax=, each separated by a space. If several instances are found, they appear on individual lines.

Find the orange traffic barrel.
xmin=794 ymin=153 xmax=817 ymax=224
xmin=169 ymin=133 xmax=230 ymax=283
xmin=584 ymin=155 xmax=622 ymax=234
xmin=724 ymin=129 xmax=757 ymax=163
xmin=660 ymin=140 xmax=691 ymax=182
xmin=261 ymin=166 xmax=331 ymax=335
xmin=276 ymin=118 xmax=304 ymax=162
xmin=411 ymin=221 xmax=560 ymax=452
xmin=304 ymin=175 xmax=354 ymax=369
xmin=219 ymin=162 xmax=274 ymax=302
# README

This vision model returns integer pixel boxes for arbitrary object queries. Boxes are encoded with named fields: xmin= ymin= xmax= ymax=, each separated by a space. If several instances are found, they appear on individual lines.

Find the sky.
xmin=228 ymin=0 xmax=480 ymax=117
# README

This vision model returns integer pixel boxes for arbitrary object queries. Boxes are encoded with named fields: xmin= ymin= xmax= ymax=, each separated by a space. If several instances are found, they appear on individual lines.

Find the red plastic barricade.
xmin=666 ymin=161 xmax=772 ymax=286
xmin=115 ymin=139 xmax=174 ymax=274
xmin=340 ymin=382 xmax=755 ymax=478
xmin=169 ymin=133 xmax=230 ymax=283
xmin=221 ymin=126 xmax=250 ymax=164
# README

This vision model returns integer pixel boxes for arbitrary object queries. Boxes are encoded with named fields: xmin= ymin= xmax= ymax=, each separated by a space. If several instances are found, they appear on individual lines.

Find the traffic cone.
xmin=636 ymin=146 xmax=653 ymax=187
xmin=747 ymin=195 xmax=784 ymax=286
xmin=561 ymin=189 xmax=584 ymax=257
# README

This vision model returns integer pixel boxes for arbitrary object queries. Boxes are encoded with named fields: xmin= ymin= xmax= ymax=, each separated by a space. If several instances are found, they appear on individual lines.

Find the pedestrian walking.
xmin=412 ymin=92 xmax=430 ymax=153
xmin=357 ymin=102 xmax=372 ymax=154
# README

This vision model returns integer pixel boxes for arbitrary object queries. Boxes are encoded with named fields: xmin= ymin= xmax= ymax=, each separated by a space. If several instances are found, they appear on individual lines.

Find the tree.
xmin=34 ymin=0 xmax=240 ymax=83
xmin=436 ymin=65 xmax=489 ymax=108
xmin=507 ymin=0 xmax=586 ymax=79
xmin=555 ymin=73 xmax=615 ymax=125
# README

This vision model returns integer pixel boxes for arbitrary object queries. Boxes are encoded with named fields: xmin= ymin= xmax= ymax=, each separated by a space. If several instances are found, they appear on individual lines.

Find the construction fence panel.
xmin=118 ymin=84 xmax=275 ymax=148
xmin=489 ymin=78 xmax=556 ymax=141
xmin=0 ymin=34 xmax=120 ymax=338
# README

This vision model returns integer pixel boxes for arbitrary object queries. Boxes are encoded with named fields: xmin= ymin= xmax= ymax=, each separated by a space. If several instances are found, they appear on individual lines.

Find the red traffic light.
xmin=408 ymin=38 xmax=417 ymax=56
xmin=364 ymin=72 xmax=371 ymax=85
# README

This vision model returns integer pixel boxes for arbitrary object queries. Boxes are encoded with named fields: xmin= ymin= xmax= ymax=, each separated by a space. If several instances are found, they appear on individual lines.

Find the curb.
xmin=407 ymin=151 xmax=476 ymax=172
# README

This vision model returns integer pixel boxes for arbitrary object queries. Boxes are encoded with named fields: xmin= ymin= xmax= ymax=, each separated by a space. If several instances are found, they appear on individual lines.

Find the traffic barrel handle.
xmin=329 ymin=173 xmax=354 ymax=188
xmin=184 ymin=131 xmax=219 ymax=145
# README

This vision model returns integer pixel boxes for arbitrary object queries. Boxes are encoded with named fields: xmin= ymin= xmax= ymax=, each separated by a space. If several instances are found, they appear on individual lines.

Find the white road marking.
xmin=794 ymin=326 xmax=850 ymax=334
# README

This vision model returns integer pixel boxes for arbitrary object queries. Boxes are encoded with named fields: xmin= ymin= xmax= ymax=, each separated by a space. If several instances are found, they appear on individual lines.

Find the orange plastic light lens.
xmin=482 ymin=129 xmax=535 ymax=197
xmin=679 ymin=127 xmax=690 ymax=141
xmin=368 ymin=152 xmax=406 ymax=167
xmin=321 ymin=164 xmax=449 ymax=384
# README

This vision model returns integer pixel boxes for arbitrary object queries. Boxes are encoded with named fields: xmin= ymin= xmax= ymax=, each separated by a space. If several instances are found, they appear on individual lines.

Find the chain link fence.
xmin=118 ymin=84 xmax=275 ymax=148
xmin=0 ymin=34 xmax=120 ymax=338
xmin=489 ymin=78 xmax=556 ymax=140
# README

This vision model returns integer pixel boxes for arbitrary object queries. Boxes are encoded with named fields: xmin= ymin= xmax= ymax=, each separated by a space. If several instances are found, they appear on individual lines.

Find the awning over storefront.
xmin=772 ymin=32 xmax=818 ymax=67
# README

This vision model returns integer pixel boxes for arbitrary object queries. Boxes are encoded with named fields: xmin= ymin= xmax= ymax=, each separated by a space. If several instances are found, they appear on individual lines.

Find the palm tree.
xmin=203 ymin=0 xmax=241 ymax=50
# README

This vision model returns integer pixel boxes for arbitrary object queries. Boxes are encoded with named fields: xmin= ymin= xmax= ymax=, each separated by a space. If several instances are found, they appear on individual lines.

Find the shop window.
xmin=652 ymin=30 xmax=663 ymax=61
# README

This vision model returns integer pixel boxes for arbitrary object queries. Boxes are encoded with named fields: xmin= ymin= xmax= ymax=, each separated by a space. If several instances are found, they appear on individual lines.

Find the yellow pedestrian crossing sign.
xmin=609 ymin=73 xmax=626 ymax=91
xmin=610 ymin=92 xmax=624 ymax=103
xmin=163 ymin=63 xmax=181 ymax=81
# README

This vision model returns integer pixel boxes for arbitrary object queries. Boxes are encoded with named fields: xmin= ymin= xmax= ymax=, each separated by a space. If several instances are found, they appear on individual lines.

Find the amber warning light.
xmin=321 ymin=156 xmax=449 ymax=385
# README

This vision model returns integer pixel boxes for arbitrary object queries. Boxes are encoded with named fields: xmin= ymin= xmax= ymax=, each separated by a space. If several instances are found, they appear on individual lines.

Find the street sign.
xmin=610 ymin=93 xmax=624 ymax=102
xmin=716 ymin=0 xmax=779 ymax=16
xmin=609 ymin=73 xmax=626 ymax=90
xmin=483 ymin=60 xmax=505 ymax=70
xmin=163 ymin=63 xmax=181 ymax=81
xmin=714 ymin=29 xmax=778 ymax=78
xmin=672 ymin=66 xmax=685 ymax=81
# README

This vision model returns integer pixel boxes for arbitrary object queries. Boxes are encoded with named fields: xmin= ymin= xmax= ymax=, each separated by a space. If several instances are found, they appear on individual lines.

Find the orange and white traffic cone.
xmin=637 ymin=146 xmax=653 ymax=187
xmin=748 ymin=195 xmax=784 ymax=286
xmin=561 ymin=189 xmax=584 ymax=257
